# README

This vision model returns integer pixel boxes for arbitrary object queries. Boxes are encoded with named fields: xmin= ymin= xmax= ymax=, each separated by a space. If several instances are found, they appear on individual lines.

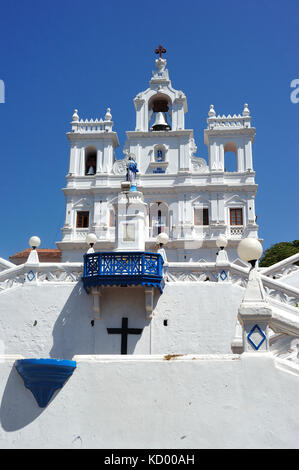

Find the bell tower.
xmin=134 ymin=46 xmax=187 ymax=134
xmin=204 ymin=103 xmax=255 ymax=172
xmin=125 ymin=45 xmax=193 ymax=175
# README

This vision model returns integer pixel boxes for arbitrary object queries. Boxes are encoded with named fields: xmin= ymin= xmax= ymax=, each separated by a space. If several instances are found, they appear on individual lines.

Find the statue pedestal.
xmin=115 ymin=189 xmax=147 ymax=251
xmin=121 ymin=181 xmax=131 ymax=191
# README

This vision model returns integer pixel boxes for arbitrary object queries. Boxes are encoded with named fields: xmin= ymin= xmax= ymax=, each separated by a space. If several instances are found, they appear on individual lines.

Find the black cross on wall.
xmin=107 ymin=317 xmax=143 ymax=355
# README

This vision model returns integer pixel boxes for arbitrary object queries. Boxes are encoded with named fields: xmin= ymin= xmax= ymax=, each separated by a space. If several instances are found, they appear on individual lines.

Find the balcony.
xmin=82 ymin=251 xmax=165 ymax=293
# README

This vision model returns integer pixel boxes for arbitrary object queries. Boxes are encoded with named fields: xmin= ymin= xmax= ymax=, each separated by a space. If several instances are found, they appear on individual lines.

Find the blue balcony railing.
xmin=82 ymin=251 xmax=165 ymax=293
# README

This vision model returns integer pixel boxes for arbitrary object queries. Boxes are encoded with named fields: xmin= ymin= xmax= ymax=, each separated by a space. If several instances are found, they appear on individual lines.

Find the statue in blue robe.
xmin=126 ymin=157 xmax=139 ymax=190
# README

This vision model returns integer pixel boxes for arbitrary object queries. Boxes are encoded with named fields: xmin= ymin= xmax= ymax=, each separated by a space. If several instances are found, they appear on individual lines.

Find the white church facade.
xmin=57 ymin=51 xmax=258 ymax=264
xmin=0 ymin=49 xmax=298 ymax=449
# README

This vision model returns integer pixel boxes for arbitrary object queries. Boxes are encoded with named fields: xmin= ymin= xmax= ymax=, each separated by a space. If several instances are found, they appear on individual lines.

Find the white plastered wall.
xmin=0 ymin=354 xmax=299 ymax=448
xmin=0 ymin=283 xmax=244 ymax=358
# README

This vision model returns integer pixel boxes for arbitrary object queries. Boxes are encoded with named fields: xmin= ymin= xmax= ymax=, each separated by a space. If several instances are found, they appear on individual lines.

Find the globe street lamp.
xmin=86 ymin=233 xmax=98 ymax=253
xmin=29 ymin=236 xmax=41 ymax=250
xmin=237 ymin=238 xmax=263 ymax=269
xmin=156 ymin=232 xmax=169 ymax=248
xmin=216 ymin=235 xmax=228 ymax=250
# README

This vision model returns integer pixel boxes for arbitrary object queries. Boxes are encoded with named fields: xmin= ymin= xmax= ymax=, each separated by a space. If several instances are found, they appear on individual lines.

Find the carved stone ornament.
xmin=189 ymin=138 xmax=197 ymax=158
xmin=112 ymin=159 xmax=128 ymax=176
xmin=191 ymin=157 xmax=209 ymax=173
xmin=155 ymin=58 xmax=167 ymax=73
xmin=113 ymin=152 xmax=138 ymax=176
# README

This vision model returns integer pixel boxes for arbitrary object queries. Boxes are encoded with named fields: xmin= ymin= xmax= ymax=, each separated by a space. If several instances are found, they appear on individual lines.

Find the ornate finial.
xmin=72 ymin=109 xmax=79 ymax=122
xmin=155 ymin=44 xmax=166 ymax=59
xmin=105 ymin=107 xmax=112 ymax=121
xmin=242 ymin=103 xmax=250 ymax=116
xmin=208 ymin=104 xmax=216 ymax=117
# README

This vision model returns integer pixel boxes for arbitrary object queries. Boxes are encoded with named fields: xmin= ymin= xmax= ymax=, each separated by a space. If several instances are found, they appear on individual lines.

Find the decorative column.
xmin=134 ymin=96 xmax=145 ymax=132
xmin=68 ymin=144 xmax=77 ymax=175
xmin=96 ymin=142 xmax=104 ymax=174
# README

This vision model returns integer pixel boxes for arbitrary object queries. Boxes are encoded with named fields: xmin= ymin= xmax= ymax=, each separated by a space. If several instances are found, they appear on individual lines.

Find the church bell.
xmin=151 ymin=112 xmax=171 ymax=131
xmin=87 ymin=165 xmax=95 ymax=175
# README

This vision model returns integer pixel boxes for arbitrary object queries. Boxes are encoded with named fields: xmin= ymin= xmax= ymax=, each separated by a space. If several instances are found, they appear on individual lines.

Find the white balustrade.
xmin=0 ymin=262 xmax=83 ymax=293
xmin=74 ymin=229 xmax=90 ymax=240
xmin=71 ymin=119 xmax=113 ymax=133
xmin=0 ymin=257 xmax=297 ymax=315
xmin=261 ymin=252 xmax=299 ymax=280
xmin=230 ymin=226 xmax=243 ymax=237
xmin=207 ymin=114 xmax=251 ymax=130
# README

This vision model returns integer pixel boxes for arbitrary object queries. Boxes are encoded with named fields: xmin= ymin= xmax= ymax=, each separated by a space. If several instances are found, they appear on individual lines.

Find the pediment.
xmin=73 ymin=198 xmax=92 ymax=209
xmin=192 ymin=194 xmax=210 ymax=206
xmin=226 ymin=194 xmax=246 ymax=205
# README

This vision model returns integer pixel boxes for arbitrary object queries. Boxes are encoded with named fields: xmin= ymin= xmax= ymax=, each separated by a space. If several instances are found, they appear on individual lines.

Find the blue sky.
xmin=0 ymin=0 xmax=298 ymax=259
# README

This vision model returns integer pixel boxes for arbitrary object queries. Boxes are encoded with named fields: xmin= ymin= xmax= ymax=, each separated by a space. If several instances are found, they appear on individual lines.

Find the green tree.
xmin=259 ymin=240 xmax=299 ymax=267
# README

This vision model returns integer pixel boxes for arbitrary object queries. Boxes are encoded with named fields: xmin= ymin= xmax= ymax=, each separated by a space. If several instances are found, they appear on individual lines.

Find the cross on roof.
xmin=107 ymin=317 xmax=143 ymax=354
xmin=155 ymin=45 xmax=166 ymax=59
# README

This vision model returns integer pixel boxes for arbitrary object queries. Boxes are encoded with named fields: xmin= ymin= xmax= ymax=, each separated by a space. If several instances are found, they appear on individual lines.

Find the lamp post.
xmin=156 ymin=232 xmax=169 ymax=265
xmin=26 ymin=236 xmax=41 ymax=265
xmin=86 ymin=233 xmax=100 ymax=318
xmin=25 ymin=235 xmax=41 ymax=281
xmin=216 ymin=235 xmax=228 ymax=264
xmin=86 ymin=233 xmax=97 ymax=253
xmin=236 ymin=238 xmax=272 ymax=353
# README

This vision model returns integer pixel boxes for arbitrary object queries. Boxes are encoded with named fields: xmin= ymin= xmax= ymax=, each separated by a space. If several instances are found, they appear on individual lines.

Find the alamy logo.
xmin=0 ymin=80 xmax=4 ymax=103
xmin=290 ymin=79 xmax=299 ymax=104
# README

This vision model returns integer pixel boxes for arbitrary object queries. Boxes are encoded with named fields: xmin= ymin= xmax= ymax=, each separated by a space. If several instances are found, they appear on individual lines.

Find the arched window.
xmin=148 ymin=93 xmax=172 ymax=131
xmin=85 ymin=146 xmax=97 ymax=175
xmin=224 ymin=142 xmax=237 ymax=172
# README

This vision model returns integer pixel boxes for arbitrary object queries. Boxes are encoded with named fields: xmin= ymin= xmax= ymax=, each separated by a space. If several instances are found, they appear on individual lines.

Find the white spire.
xmin=208 ymin=104 xmax=216 ymax=117
xmin=105 ymin=107 xmax=112 ymax=121
xmin=242 ymin=103 xmax=250 ymax=117
xmin=72 ymin=109 xmax=79 ymax=122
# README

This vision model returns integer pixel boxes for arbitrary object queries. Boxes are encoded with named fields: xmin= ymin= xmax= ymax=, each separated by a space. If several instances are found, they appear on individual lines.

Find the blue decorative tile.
xmin=219 ymin=270 xmax=227 ymax=281
xmin=27 ymin=270 xmax=35 ymax=282
xmin=247 ymin=324 xmax=266 ymax=350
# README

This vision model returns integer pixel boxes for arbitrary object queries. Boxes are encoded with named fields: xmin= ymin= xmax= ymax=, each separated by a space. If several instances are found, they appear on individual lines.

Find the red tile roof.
xmin=9 ymin=248 xmax=61 ymax=264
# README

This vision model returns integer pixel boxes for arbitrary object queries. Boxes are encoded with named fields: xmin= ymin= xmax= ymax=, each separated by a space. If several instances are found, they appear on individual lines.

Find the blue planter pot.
xmin=15 ymin=359 xmax=76 ymax=408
